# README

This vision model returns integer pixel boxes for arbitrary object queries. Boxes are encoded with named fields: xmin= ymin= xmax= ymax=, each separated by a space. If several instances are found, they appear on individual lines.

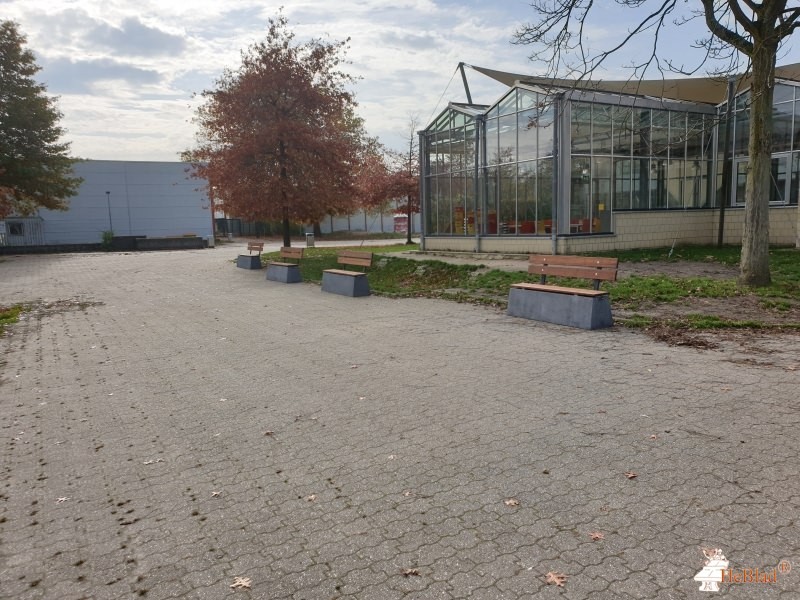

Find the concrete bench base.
xmin=237 ymin=254 xmax=262 ymax=269
xmin=321 ymin=270 xmax=370 ymax=297
xmin=266 ymin=262 xmax=302 ymax=283
xmin=507 ymin=287 xmax=612 ymax=330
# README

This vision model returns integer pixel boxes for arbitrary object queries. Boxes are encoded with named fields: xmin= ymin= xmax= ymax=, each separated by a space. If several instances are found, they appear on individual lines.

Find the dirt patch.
xmin=616 ymin=294 xmax=800 ymax=326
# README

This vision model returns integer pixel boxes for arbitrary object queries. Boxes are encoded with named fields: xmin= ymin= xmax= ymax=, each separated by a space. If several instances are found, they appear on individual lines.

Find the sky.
xmin=4 ymin=0 xmax=800 ymax=161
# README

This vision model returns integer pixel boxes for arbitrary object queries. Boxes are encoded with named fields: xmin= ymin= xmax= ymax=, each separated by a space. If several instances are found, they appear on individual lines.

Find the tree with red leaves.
xmin=352 ymin=120 xmax=420 ymax=243
xmin=183 ymin=14 xmax=363 ymax=246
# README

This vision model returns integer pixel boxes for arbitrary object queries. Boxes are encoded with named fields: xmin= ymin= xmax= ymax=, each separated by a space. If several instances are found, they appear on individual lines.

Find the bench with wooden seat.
xmin=237 ymin=241 xmax=265 ymax=269
xmin=321 ymin=250 xmax=373 ymax=297
xmin=507 ymin=255 xmax=619 ymax=329
xmin=266 ymin=246 xmax=304 ymax=283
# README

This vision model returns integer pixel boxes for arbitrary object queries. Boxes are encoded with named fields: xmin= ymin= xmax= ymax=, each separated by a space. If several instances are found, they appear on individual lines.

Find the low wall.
xmin=134 ymin=237 xmax=205 ymax=251
xmin=422 ymin=206 xmax=799 ymax=253
xmin=0 ymin=237 xmax=207 ymax=255
xmin=0 ymin=243 xmax=103 ymax=255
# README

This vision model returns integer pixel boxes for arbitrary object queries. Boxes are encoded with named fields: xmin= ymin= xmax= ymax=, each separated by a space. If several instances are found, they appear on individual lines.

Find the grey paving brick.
xmin=1 ymin=246 xmax=798 ymax=599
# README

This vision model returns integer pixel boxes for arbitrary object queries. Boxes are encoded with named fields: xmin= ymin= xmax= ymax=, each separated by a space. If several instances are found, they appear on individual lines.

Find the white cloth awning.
xmin=469 ymin=63 xmax=800 ymax=105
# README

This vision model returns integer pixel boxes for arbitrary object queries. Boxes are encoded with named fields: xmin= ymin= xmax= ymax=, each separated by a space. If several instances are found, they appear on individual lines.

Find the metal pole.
xmin=718 ymin=77 xmax=735 ymax=247
xmin=105 ymin=191 xmax=113 ymax=231
xmin=551 ymin=96 xmax=561 ymax=255
xmin=418 ymin=131 xmax=426 ymax=250
xmin=458 ymin=62 xmax=473 ymax=105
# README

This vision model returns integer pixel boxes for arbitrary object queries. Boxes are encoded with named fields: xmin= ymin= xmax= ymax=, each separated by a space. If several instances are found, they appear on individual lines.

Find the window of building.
xmin=9 ymin=222 xmax=23 ymax=236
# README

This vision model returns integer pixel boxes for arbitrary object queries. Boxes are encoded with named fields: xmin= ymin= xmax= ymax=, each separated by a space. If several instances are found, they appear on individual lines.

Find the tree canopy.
xmin=0 ymin=20 xmax=81 ymax=218
xmin=514 ymin=1 xmax=799 ymax=286
xmin=183 ymin=15 xmax=365 ymax=246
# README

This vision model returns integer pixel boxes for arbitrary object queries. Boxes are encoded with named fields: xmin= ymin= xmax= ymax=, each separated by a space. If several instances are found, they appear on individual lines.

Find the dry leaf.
xmin=402 ymin=568 xmax=420 ymax=577
xmin=55 ymin=497 xmax=70 ymax=504
xmin=649 ymin=434 xmax=658 ymax=440
xmin=545 ymin=571 xmax=567 ymax=587
xmin=211 ymin=491 xmax=222 ymax=497
xmin=350 ymin=364 xmax=358 ymax=369
xmin=263 ymin=430 xmax=274 ymax=436
xmin=358 ymin=396 xmax=366 ymax=400
xmin=388 ymin=455 xmax=396 ymax=460
xmin=305 ymin=494 xmax=317 ymax=502
xmin=625 ymin=471 xmax=638 ymax=479
xmin=589 ymin=531 xmax=604 ymax=541
xmin=230 ymin=576 xmax=251 ymax=589
xmin=402 ymin=490 xmax=413 ymax=497
xmin=504 ymin=498 xmax=520 ymax=507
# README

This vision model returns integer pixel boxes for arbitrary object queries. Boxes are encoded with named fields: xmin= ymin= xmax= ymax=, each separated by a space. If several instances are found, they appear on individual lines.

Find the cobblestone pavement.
xmin=1 ymin=245 xmax=798 ymax=600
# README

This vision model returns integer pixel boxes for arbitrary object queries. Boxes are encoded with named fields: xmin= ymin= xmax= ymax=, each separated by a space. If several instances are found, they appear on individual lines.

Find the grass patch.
xmin=608 ymin=275 xmax=742 ymax=307
xmin=0 ymin=304 xmax=25 ymax=335
xmin=616 ymin=314 xmax=655 ymax=328
xmin=590 ymin=244 xmax=743 ymax=266
xmin=258 ymin=243 xmax=799 ymax=331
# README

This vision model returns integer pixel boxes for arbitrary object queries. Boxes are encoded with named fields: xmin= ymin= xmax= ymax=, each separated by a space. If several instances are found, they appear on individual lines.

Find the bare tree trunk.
xmin=313 ymin=221 xmax=322 ymax=237
xmin=739 ymin=46 xmax=776 ymax=286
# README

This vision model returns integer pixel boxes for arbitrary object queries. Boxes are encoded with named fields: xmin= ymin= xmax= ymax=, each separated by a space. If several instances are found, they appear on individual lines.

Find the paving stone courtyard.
xmin=1 ymin=244 xmax=798 ymax=599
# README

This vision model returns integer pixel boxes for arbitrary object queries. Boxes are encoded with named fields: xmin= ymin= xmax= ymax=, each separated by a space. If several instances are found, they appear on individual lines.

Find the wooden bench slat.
xmin=324 ymin=268 xmax=367 ymax=277
xmin=528 ymin=265 xmax=618 ymax=281
xmin=511 ymin=282 xmax=608 ymax=297
xmin=337 ymin=250 xmax=373 ymax=268
xmin=269 ymin=261 xmax=299 ymax=268
xmin=529 ymin=254 xmax=618 ymax=268
xmin=247 ymin=242 xmax=264 ymax=255
xmin=279 ymin=247 xmax=303 ymax=260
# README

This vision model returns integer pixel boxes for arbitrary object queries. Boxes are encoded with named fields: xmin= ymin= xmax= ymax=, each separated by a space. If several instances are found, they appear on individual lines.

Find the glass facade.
xmin=724 ymin=82 xmax=800 ymax=207
xmin=422 ymin=79 xmax=800 ymax=238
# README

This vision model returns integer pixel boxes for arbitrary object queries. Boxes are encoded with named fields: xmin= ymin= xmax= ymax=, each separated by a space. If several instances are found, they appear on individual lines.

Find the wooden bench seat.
xmin=507 ymin=255 xmax=619 ymax=329
xmin=237 ymin=241 xmax=265 ymax=269
xmin=266 ymin=246 xmax=304 ymax=283
xmin=321 ymin=250 xmax=373 ymax=297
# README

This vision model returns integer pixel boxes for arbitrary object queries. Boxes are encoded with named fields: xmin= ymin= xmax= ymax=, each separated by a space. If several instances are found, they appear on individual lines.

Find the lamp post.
xmin=105 ymin=191 xmax=113 ymax=232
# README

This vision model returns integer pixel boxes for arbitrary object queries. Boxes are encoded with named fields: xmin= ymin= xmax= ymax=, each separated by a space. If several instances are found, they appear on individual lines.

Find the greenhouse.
xmin=419 ymin=64 xmax=800 ymax=253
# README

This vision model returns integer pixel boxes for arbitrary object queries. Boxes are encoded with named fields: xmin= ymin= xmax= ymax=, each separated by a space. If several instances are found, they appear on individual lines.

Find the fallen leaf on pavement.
xmin=545 ymin=571 xmax=567 ymax=587
xmin=589 ymin=531 xmax=604 ymax=541
xmin=56 ymin=497 xmax=70 ymax=503
xmin=305 ymin=494 xmax=316 ymax=502
xmin=230 ymin=576 xmax=251 ymax=589
xmin=625 ymin=471 xmax=638 ymax=479
xmin=402 ymin=568 xmax=420 ymax=577
xmin=504 ymin=498 xmax=520 ymax=507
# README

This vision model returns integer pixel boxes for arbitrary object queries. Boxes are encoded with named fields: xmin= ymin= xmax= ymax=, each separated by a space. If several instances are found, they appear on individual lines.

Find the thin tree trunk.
xmin=313 ymin=221 xmax=322 ymax=237
xmin=739 ymin=44 xmax=775 ymax=286
xmin=279 ymin=139 xmax=291 ymax=247
xmin=282 ymin=203 xmax=291 ymax=247
xmin=406 ymin=195 xmax=413 ymax=244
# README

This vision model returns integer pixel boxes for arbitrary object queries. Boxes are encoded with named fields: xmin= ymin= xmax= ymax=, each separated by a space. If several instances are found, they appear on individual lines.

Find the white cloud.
xmin=3 ymin=0 xmax=799 ymax=160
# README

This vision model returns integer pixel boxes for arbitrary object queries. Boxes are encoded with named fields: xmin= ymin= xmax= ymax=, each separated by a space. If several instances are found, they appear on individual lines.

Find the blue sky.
xmin=4 ymin=0 xmax=800 ymax=161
